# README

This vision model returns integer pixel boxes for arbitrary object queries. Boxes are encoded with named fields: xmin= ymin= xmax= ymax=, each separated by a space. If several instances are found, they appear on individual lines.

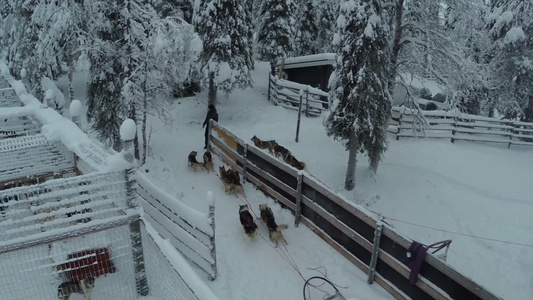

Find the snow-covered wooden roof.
xmin=0 ymin=65 xmax=131 ymax=175
xmin=278 ymin=53 xmax=336 ymax=70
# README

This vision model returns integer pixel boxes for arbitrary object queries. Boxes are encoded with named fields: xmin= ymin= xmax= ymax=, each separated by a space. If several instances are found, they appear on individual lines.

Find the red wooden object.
xmin=57 ymin=248 xmax=116 ymax=280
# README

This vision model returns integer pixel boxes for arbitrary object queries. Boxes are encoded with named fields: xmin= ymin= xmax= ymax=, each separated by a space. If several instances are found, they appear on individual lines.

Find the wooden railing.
xmin=390 ymin=106 xmax=533 ymax=148
xmin=135 ymin=172 xmax=217 ymax=280
xmin=208 ymin=120 xmax=502 ymax=300
xmin=268 ymin=74 xmax=329 ymax=117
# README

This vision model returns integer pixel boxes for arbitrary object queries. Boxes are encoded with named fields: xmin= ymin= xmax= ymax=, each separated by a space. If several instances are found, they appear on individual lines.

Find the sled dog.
xmin=219 ymin=166 xmax=244 ymax=195
xmin=259 ymin=204 xmax=288 ymax=247
xmin=239 ymin=205 xmax=258 ymax=241
xmin=58 ymin=276 xmax=95 ymax=300
xmin=188 ymin=151 xmax=208 ymax=171
xmin=203 ymin=151 xmax=214 ymax=172
xmin=251 ymin=135 xmax=279 ymax=155
xmin=283 ymin=153 xmax=305 ymax=170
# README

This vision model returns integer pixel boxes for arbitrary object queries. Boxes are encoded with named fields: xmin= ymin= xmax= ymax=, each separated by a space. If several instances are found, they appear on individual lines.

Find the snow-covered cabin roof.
xmin=277 ymin=53 xmax=336 ymax=70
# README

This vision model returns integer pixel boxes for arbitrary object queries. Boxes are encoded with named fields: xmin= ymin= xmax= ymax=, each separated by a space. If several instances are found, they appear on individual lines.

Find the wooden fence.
xmin=390 ymin=106 xmax=533 ymax=148
xmin=268 ymin=74 xmax=329 ymax=117
xmin=207 ymin=120 xmax=502 ymax=300
xmin=135 ymin=172 xmax=217 ymax=280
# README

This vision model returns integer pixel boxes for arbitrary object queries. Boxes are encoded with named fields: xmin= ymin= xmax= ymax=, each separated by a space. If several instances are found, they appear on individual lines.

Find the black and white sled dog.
xmin=58 ymin=276 xmax=95 ymax=300
xmin=259 ymin=203 xmax=288 ymax=247
xmin=239 ymin=204 xmax=258 ymax=241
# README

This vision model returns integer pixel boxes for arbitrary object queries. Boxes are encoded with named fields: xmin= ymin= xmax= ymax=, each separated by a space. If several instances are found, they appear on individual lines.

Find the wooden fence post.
xmin=121 ymin=119 xmax=149 ymax=296
xmin=305 ymin=89 xmax=310 ymax=118
xmin=296 ymin=90 xmax=303 ymax=142
xmin=242 ymin=144 xmax=248 ymax=184
xmin=367 ymin=224 xmax=383 ymax=284
xmin=294 ymin=173 xmax=303 ymax=227
xmin=207 ymin=192 xmax=217 ymax=280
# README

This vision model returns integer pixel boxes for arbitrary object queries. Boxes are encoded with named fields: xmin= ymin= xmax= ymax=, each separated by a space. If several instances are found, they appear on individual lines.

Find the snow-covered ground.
xmin=38 ymin=60 xmax=531 ymax=300
xmin=137 ymin=62 xmax=532 ymax=300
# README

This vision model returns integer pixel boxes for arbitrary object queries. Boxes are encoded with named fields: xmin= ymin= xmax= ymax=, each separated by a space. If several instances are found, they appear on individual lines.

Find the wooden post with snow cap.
xmin=207 ymin=191 xmax=217 ymax=280
xmin=69 ymin=100 xmax=83 ymax=131
xmin=367 ymin=223 xmax=383 ymax=284
xmin=242 ymin=143 xmax=248 ymax=185
xmin=121 ymin=119 xmax=149 ymax=296
xmin=296 ymin=89 xmax=303 ymax=142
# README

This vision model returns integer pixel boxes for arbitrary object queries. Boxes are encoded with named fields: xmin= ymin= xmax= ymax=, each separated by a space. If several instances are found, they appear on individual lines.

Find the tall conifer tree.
xmin=194 ymin=0 xmax=254 ymax=106
xmin=325 ymin=0 xmax=391 ymax=190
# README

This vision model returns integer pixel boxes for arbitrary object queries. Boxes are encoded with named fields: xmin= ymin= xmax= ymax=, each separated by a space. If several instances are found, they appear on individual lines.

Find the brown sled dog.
xmin=258 ymin=204 xmax=288 ymax=247
xmin=219 ymin=166 xmax=244 ymax=195
xmin=188 ymin=151 xmax=208 ymax=171
xmin=203 ymin=151 xmax=214 ymax=172
xmin=251 ymin=135 xmax=279 ymax=156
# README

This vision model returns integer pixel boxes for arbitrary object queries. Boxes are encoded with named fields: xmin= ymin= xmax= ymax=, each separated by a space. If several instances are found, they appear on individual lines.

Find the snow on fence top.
xmin=0 ymin=62 xmax=130 ymax=173
xmin=277 ymin=53 xmax=336 ymax=69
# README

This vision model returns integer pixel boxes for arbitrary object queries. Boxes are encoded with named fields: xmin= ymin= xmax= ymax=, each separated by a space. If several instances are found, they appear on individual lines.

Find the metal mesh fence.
xmin=0 ymin=224 xmax=137 ymax=300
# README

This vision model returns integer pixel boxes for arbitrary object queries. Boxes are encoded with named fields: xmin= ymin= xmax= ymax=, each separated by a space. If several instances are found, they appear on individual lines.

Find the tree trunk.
xmin=129 ymin=105 xmax=140 ymax=161
xmin=68 ymin=63 xmax=75 ymax=102
xmin=208 ymin=72 xmax=217 ymax=106
xmin=388 ymin=0 xmax=404 ymax=95
xmin=345 ymin=129 xmax=357 ymax=191
xmin=368 ymin=141 xmax=380 ymax=175
xmin=142 ymin=95 xmax=148 ymax=164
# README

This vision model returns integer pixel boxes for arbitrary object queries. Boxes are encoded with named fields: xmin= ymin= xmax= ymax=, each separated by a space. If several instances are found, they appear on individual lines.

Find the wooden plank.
xmin=451 ymin=135 xmax=511 ymax=144
xmin=453 ymin=128 xmax=512 ymax=136
xmin=299 ymin=217 xmax=370 ymax=274
xmin=302 ymin=175 xmax=378 ymax=229
xmin=245 ymin=171 xmax=296 ymax=212
xmin=210 ymin=121 xmax=241 ymax=163
xmin=137 ymin=186 xmax=212 ymax=246
xmin=143 ymin=213 xmax=215 ymax=278
xmin=211 ymin=143 xmax=243 ymax=173
xmin=382 ymin=227 xmax=502 ymax=300
xmin=374 ymin=275 xmax=409 ymax=300
xmin=246 ymin=160 xmax=297 ymax=198
xmin=455 ymin=121 xmax=513 ymax=130
xmin=301 ymin=195 xmax=373 ymax=252
xmin=378 ymin=249 xmax=450 ymax=300
xmin=247 ymin=143 xmax=299 ymax=177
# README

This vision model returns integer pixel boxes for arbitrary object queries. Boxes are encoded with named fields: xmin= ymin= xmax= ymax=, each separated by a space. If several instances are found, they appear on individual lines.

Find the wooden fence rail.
xmin=208 ymin=120 xmax=502 ymax=300
xmin=268 ymin=74 xmax=329 ymax=117
xmin=390 ymin=106 xmax=533 ymax=148
xmin=135 ymin=171 xmax=217 ymax=280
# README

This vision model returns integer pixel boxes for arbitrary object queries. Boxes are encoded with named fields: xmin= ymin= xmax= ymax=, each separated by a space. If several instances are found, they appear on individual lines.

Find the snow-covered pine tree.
xmin=257 ymin=0 xmax=294 ymax=74
xmin=32 ymin=0 xmax=87 ymax=102
xmin=443 ymin=1 xmax=491 ymax=115
xmin=325 ymin=0 xmax=390 ymax=190
xmin=4 ymin=0 xmax=42 ymax=97
xmin=244 ymin=0 xmax=255 ymax=70
xmin=294 ymin=0 xmax=320 ymax=56
xmin=486 ymin=1 xmax=533 ymax=121
xmin=194 ymin=0 xmax=254 ymax=106
xmin=122 ymin=0 xmax=200 ymax=163
xmin=385 ymin=0 xmax=487 ymax=113
xmin=316 ymin=0 xmax=339 ymax=53
xmin=85 ymin=0 xmax=126 ymax=150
